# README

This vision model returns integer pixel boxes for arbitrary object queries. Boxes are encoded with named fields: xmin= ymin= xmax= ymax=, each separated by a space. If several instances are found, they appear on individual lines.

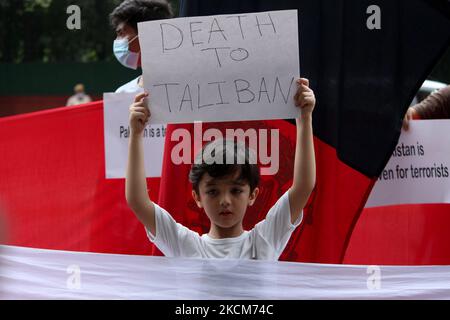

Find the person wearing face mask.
xmin=66 ymin=83 xmax=92 ymax=106
xmin=110 ymin=0 xmax=174 ymax=93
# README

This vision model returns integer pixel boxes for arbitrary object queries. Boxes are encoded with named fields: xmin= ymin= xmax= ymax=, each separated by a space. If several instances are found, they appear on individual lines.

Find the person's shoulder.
xmin=66 ymin=95 xmax=77 ymax=105
xmin=251 ymin=190 xmax=292 ymax=228
xmin=272 ymin=190 xmax=291 ymax=208
xmin=80 ymin=95 xmax=92 ymax=103
xmin=115 ymin=76 xmax=143 ymax=93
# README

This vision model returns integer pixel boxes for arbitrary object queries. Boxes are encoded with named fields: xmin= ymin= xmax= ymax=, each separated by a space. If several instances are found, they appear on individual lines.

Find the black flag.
xmin=156 ymin=0 xmax=450 ymax=263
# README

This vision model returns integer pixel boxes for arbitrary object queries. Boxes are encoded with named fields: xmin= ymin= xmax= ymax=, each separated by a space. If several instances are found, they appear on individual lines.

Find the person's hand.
xmin=402 ymin=107 xmax=417 ymax=131
xmin=129 ymin=92 xmax=150 ymax=136
xmin=294 ymin=78 xmax=316 ymax=118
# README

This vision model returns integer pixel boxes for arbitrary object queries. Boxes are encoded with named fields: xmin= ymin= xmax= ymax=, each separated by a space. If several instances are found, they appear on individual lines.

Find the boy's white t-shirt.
xmin=146 ymin=191 xmax=302 ymax=260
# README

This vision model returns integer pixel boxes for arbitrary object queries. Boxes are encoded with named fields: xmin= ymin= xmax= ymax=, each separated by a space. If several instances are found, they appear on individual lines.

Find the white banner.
xmin=138 ymin=10 xmax=300 ymax=124
xmin=3 ymin=245 xmax=450 ymax=299
xmin=103 ymin=93 xmax=165 ymax=178
xmin=366 ymin=120 xmax=450 ymax=208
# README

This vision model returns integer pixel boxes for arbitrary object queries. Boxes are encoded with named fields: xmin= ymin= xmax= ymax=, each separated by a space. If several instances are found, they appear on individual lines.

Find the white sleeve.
xmin=253 ymin=191 xmax=303 ymax=255
xmin=145 ymin=203 xmax=201 ymax=258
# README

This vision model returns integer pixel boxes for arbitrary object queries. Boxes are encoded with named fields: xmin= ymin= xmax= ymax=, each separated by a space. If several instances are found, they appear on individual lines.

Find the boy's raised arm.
xmin=125 ymin=92 xmax=156 ymax=235
xmin=288 ymin=78 xmax=317 ymax=224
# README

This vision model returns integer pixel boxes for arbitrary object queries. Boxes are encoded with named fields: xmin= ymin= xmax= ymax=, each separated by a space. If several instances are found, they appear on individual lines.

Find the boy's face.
xmin=192 ymin=171 xmax=259 ymax=231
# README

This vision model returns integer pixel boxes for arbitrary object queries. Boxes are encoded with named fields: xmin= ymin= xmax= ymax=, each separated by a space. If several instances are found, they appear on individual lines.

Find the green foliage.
xmin=0 ymin=0 xmax=179 ymax=63
xmin=24 ymin=0 xmax=53 ymax=12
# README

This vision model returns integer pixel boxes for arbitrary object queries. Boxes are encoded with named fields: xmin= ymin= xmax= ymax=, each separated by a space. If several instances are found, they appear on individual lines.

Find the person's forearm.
xmin=126 ymin=132 xmax=152 ymax=213
xmin=413 ymin=86 xmax=450 ymax=119
xmin=292 ymin=114 xmax=316 ymax=197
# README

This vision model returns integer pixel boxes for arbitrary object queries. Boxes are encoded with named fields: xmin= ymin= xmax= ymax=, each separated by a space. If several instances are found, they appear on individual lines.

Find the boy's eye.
xmin=206 ymin=189 xmax=217 ymax=196
xmin=231 ymin=188 xmax=243 ymax=195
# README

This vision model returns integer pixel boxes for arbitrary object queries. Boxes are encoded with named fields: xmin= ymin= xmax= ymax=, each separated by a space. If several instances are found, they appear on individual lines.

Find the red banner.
xmin=1 ymin=102 xmax=449 ymax=264
xmin=0 ymin=102 xmax=159 ymax=255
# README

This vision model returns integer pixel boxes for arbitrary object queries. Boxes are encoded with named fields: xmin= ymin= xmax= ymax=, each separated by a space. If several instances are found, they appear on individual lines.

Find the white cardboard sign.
xmin=103 ymin=93 xmax=166 ymax=178
xmin=366 ymin=120 xmax=450 ymax=207
xmin=138 ymin=10 xmax=300 ymax=124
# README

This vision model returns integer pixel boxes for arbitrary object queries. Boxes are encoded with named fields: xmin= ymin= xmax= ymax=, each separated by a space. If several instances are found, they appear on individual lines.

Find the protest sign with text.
xmin=138 ymin=10 xmax=300 ymax=124
xmin=366 ymin=120 xmax=450 ymax=207
xmin=103 ymin=93 xmax=166 ymax=178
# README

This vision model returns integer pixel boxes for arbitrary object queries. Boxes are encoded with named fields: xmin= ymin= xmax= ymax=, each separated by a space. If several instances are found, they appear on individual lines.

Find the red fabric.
xmin=344 ymin=204 xmax=450 ymax=265
xmin=0 ymin=102 xmax=159 ymax=255
xmin=0 ymin=96 xmax=102 ymax=117
xmin=1 ymin=103 xmax=449 ymax=264
xmin=157 ymin=122 xmax=375 ymax=263
xmin=280 ymin=138 xmax=375 ymax=263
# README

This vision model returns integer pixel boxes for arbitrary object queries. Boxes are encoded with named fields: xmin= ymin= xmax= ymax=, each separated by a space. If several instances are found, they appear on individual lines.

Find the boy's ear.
xmin=248 ymin=187 xmax=260 ymax=206
xmin=192 ymin=190 xmax=203 ymax=208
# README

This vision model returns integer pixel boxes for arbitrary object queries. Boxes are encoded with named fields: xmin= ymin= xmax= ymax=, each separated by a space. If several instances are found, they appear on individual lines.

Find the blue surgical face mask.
xmin=113 ymin=35 xmax=140 ymax=70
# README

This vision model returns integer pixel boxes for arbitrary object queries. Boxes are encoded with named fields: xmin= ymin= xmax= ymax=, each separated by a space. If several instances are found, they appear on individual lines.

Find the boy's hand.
xmin=129 ymin=92 xmax=150 ymax=136
xmin=294 ymin=78 xmax=316 ymax=118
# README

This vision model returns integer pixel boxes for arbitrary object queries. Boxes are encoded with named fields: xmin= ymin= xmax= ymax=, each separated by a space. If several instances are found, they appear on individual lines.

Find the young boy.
xmin=126 ymin=78 xmax=316 ymax=260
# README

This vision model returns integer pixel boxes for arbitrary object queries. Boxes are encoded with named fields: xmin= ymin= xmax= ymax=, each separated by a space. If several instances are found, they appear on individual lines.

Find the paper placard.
xmin=138 ymin=10 xmax=300 ymax=124
xmin=103 ymin=92 xmax=166 ymax=178
xmin=366 ymin=120 xmax=450 ymax=207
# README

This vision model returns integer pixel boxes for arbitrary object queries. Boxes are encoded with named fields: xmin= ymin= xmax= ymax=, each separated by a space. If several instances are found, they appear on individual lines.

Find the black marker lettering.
xmin=197 ymin=84 xmax=214 ymax=109
xmin=273 ymin=77 xmax=294 ymax=104
xmin=208 ymin=81 xmax=230 ymax=105
xmin=189 ymin=21 xmax=204 ymax=47
xmin=258 ymin=77 xmax=271 ymax=103
xmin=255 ymin=13 xmax=276 ymax=37
xmin=160 ymin=23 xmax=184 ymax=53
xmin=235 ymin=79 xmax=255 ymax=104
xmin=201 ymin=47 xmax=230 ymax=68
xmin=208 ymin=18 xmax=227 ymax=43
xmin=153 ymin=83 xmax=180 ymax=113
xmin=179 ymin=84 xmax=193 ymax=111
xmin=230 ymin=48 xmax=249 ymax=62
xmin=226 ymin=15 xmax=247 ymax=39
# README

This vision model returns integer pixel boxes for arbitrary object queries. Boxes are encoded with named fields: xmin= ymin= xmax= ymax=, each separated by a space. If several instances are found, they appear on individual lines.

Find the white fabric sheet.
xmin=1 ymin=245 xmax=449 ymax=300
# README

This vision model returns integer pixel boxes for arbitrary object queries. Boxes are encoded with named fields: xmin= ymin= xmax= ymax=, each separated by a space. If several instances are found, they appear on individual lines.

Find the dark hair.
xmin=189 ymin=139 xmax=260 ymax=193
xmin=110 ymin=0 xmax=174 ymax=32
